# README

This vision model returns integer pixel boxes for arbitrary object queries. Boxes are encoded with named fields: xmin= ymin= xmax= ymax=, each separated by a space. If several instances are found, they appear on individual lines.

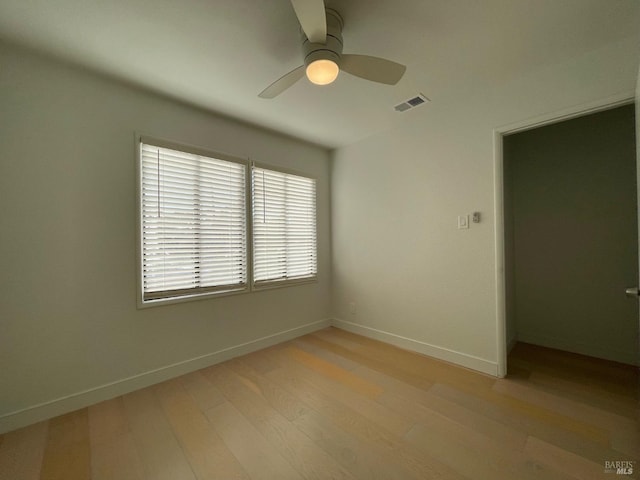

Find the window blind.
xmin=252 ymin=166 xmax=317 ymax=285
xmin=140 ymin=142 xmax=247 ymax=301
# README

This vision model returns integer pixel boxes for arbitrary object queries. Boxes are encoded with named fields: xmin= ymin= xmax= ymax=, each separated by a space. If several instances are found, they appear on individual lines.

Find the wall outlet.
xmin=349 ymin=302 xmax=357 ymax=315
xmin=457 ymin=215 xmax=469 ymax=229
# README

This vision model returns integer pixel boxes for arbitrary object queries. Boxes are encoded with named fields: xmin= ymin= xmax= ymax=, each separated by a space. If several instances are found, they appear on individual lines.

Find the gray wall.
xmin=0 ymin=42 xmax=331 ymax=432
xmin=504 ymin=105 xmax=638 ymax=364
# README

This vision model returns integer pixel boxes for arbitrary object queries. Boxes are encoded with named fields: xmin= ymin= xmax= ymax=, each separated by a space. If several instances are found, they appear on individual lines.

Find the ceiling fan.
xmin=259 ymin=0 xmax=407 ymax=99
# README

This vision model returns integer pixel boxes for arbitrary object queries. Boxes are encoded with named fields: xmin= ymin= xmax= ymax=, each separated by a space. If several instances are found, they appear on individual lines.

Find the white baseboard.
xmin=516 ymin=331 xmax=638 ymax=366
xmin=332 ymin=318 xmax=498 ymax=376
xmin=0 ymin=318 xmax=331 ymax=434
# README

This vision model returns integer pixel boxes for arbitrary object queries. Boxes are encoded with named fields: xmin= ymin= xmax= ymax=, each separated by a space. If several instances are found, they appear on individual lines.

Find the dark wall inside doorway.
xmin=504 ymin=104 xmax=638 ymax=365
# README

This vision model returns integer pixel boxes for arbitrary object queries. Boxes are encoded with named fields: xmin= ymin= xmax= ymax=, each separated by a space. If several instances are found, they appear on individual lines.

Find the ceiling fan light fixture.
xmin=258 ymin=2 xmax=406 ymax=98
xmin=305 ymin=59 xmax=339 ymax=85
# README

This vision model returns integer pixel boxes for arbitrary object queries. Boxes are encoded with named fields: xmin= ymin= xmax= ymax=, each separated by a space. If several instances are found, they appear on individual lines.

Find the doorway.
xmin=502 ymin=104 xmax=639 ymax=370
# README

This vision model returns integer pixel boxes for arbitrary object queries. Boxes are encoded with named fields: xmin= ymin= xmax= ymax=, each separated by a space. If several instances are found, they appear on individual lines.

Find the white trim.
xmin=492 ymin=91 xmax=636 ymax=379
xmin=250 ymin=164 xmax=318 ymax=289
xmin=493 ymin=129 xmax=507 ymax=378
xmin=331 ymin=318 xmax=498 ymax=376
xmin=135 ymin=133 xmax=144 ymax=308
xmin=494 ymin=91 xmax=635 ymax=136
xmin=251 ymin=160 xmax=319 ymax=182
xmin=134 ymin=134 xmax=322 ymax=308
xmin=0 ymin=319 xmax=331 ymax=434
xmin=252 ymin=277 xmax=318 ymax=292
xmin=136 ymin=136 xmax=251 ymax=308
xmin=138 ymin=134 xmax=250 ymax=167
xmin=138 ymin=285 xmax=249 ymax=309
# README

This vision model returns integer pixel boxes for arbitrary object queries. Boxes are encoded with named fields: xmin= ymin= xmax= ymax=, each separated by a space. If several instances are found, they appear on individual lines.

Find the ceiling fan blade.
xmin=341 ymin=54 xmax=406 ymax=85
xmin=258 ymin=65 xmax=305 ymax=99
xmin=290 ymin=0 xmax=326 ymax=43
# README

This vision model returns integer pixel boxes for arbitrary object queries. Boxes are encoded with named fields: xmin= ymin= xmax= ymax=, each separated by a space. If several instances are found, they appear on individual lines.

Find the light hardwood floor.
xmin=0 ymin=327 xmax=638 ymax=479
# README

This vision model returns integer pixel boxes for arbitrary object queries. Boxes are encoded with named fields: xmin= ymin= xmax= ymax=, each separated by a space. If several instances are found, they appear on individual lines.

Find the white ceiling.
xmin=0 ymin=0 xmax=638 ymax=148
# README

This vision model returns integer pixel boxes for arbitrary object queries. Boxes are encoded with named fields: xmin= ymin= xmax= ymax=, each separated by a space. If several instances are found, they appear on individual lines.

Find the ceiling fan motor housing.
xmin=302 ymin=8 xmax=343 ymax=67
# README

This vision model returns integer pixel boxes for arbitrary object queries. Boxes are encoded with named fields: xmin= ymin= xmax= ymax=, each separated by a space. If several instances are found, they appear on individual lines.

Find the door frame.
xmin=493 ymin=92 xmax=635 ymax=378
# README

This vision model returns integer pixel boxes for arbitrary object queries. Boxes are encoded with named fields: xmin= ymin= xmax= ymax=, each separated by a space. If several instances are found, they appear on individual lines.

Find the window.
xmin=137 ymin=138 xmax=318 ymax=305
xmin=252 ymin=166 xmax=317 ymax=286
xmin=139 ymin=140 xmax=247 ymax=302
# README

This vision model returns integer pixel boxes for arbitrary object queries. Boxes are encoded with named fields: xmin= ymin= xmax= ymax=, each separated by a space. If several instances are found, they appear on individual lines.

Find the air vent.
xmin=394 ymin=94 xmax=430 ymax=112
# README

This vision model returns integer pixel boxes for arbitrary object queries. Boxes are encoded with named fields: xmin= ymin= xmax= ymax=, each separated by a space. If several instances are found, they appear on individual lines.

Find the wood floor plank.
xmin=526 ymin=371 xmax=639 ymax=419
xmin=88 ymin=397 xmax=130 ymax=445
xmin=40 ymin=409 xmax=91 ymax=480
xmin=238 ymin=345 xmax=286 ymax=375
xmin=292 ymin=408 xmax=423 ymax=480
xmin=352 ymin=365 xmax=433 ymax=402
xmin=270 ymin=348 xmax=414 ymax=437
xmin=265 ymin=364 xmax=398 ymax=449
xmin=493 ymin=378 xmax=640 ymax=459
xmin=122 ymin=386 xmax=196 ymax=480
xmin=292 ymin=338 xmax=361 ymax=371
xmin=91 ymin=432 xmax=145 ymax=480
xmin=313 ymin=328 xmax=497 ymax=395
xmin=311 ymin=329 xmax=367 ymax=351
xmin=204 ymin=401 xmax=303 ymax=480
xmin=511 ymin=343 xmax=639 ymax=390
xmin=356 ymin=364 xmax=528 ymax=449
xmin=405 ymin=422 xmax=573 ymax=480
xmin=348 ymin=340 xmax=599 ymax=455
xmin=265 ymin=365 xmax=465 ymax=480
xmin=523 ymin=436 xmax=615 ymax=480
xmin=89 ymin=398 xmax=145 ymax=480
xmin=0 ymin=329 xmax=636 ymax=480
xmin=433 ymin=378 xmax=610 ymax=445
xmin=493 ymin=378 xmax=633 ymax=430
xmin=507 ymin=363 xmax=533 ymax=380
xmin=179 ymin=371 xmax=226 ymax=412
xmin=0 ymin=421 xmax=47 ymax=480
xmin=284 ymin=345 xmax=383 ymax=399
xmin=154 ymin=378 xmax=250 ymax=480
xmin=509 ymin=356 xmax=637 ymax=400
xmin=378 ymin=390 xmax=528 ymax=450
xmin=203 ymin=364 xmax=355 ymax=480
xmin=302 ymin=334 xmax=433 ymax=390
xmin=429 ymin=382 xmax=627 ymax=466
xmin=227 ymin=359 xmax=311 ymax=421
xmin=317 ymin=328 xmax=496 ymax=391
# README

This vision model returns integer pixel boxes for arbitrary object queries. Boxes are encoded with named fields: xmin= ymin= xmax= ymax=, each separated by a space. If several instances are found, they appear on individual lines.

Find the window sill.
xmin=136 ymin=276 xmax=319 ymax=309
xmin=252 ymin=276 xmax=318 ymax=292
xmin=137 ymin=286 xmax=248 ymax=309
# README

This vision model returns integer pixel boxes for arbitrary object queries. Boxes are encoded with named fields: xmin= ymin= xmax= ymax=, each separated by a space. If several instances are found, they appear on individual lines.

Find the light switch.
xmin=457 ymin=215 xmax=469 ymax=229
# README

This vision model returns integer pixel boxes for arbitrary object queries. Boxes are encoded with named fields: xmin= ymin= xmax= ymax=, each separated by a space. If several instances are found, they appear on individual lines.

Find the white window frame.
xmin=251 ymin=162 xmax=318 ymax=290
xmin=136 ymin=136 xmax=318 ymax=308
xmin=136 ymin=135 xmax=252 ymax=308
